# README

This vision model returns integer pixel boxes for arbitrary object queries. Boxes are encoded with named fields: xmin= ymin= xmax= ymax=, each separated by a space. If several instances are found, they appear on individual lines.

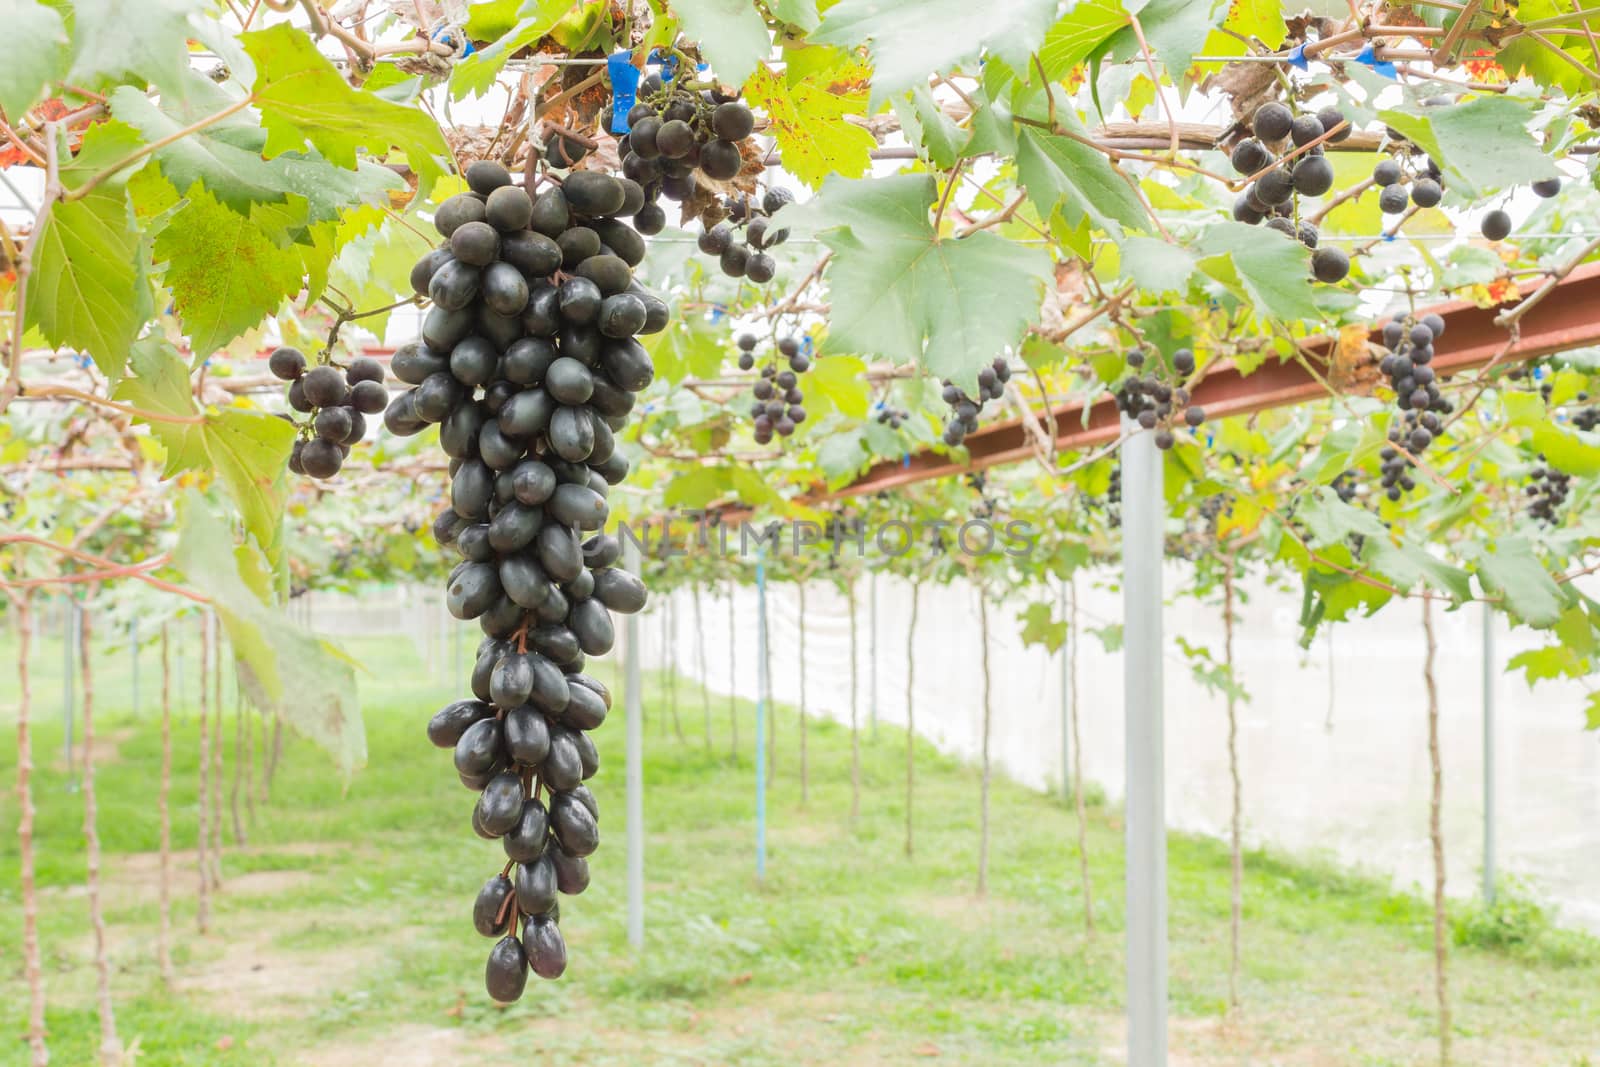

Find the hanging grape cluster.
xmin=386 ymin=158 xmax=658 ymax=1000
xmin=741 ymin=330 xmax=810 ymax=442
xmin=610 ymin=73 xmax=759 ymax=233
xmin=1228 ymin=102 xmax=1352 ymax=284
xmin=940 ymin=357 xmax=1012 ymax=446
xmin=271 ymin=348 xmax=389 ymax=479
xmin=1114 ymin=346 xmax=1206 ymax=451
xmin=1525 ymin=457 xmax=1572 ymax=524
xmin=874 ymin=403 xmax=909 ymax=429
xmin=1373 ymin=309 xmax=1450 ymax=500
xmin=698 ymin=189 xmax=792 ymax=281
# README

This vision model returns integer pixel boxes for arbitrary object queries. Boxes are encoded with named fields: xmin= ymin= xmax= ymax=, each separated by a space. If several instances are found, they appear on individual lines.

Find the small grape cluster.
xmin=1480 ymin=176 xmax=1562 ymax=241
xmin=612 ymin=75 xmax=756 ymax=230
xmin=1524 ymin=457 xmax=1571 ymax=525
xmin=1228 ymin=101 xmax=1352 ymax=284
xmin=1373 ymin=310 xmax=1451 ymax=500
xmin=1113 ymin=347 xmax=1206 ymax=451
xmin=1330 ymin=469 xmax=1360 ymax=504
xmin=1573 ymin=401 xmax=1599 ymax=432
xmin=742 ymin=331 xmax=809 ymax=443
xmin=270 ymin=347 xmax=388 ymax=479
xmin=940 ymin=357 xmax=1012 ymax=447
xmin=874 ymin=404 xmax=909 ymax=429
xmin=697 ymin=189 xmax=792 ymax=281
xmin=965 ymin=471 xmax=998 ymax=519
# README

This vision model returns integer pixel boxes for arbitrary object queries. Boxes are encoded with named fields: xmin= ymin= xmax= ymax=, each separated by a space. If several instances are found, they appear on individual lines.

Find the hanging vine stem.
xmin=158 ymin=622 xmax=174 ymax=984
xmin=727 ymin=579 xmax=738 ymax=759
xmin=1223 ymin=555 xmax=1244 ymax=1012
xmin=196 ymin=613 xmax=212 ymax=934
xmin=1421 ymin=599 xmax=1454 ymax=1065
xmin=80 ymin=602 xmax=124 ymax=1065
xmin=5 ymin=589 xmax=49 ymax=1066
xmin=211 ymin=621 xmax=225 ymax=887
xmin=1067 ymin=575 xmax=1093 ymax=934
xmin=2 ymin=120 xmax=56 ymax=418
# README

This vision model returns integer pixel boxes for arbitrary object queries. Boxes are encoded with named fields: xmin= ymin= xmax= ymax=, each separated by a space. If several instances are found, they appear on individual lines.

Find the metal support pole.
xmin=1482 ymin=603 xmax=1496 ymax=906
xmin=869 ymin=571 xmax=878 ymax=739
xmin=755 ymin=549 xmax=769 ymax=880
xmin=1122 ymin=421 xmax=1167 ymax=1064
xmin=1059 ymin=576 xmax=1071 ymax=803
xmin=624 ymin=539 xmax=645 ymax=950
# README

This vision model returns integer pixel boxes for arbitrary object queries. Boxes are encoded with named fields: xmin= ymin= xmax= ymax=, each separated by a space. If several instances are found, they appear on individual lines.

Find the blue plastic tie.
xmin=800 ymin=335 xmax=815 ymax=356
xmin=1354 ymin=44 xmax=1398 ymax=79
xmin=1286 ymin=44 xmax=1309 ymax=71
xmin=608 ymin=52 xmax=639 ymax=134
xmin=901 ymin=452 xmax=911 ymax=468
xmin=432 ymin=25 xmax=473 ymax=58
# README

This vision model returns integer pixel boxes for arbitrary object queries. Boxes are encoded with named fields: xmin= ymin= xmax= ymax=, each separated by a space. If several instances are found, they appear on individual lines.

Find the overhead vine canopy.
xmin=3 ymin=0 xmax=1600 ymax=750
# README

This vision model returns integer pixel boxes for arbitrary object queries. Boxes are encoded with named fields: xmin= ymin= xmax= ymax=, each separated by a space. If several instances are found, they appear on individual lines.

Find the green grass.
xmin=2 ymin=628 xmax=1599 ymax=1065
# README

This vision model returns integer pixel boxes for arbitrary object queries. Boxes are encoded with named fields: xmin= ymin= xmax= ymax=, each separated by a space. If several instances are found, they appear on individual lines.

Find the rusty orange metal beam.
xmin=820 ymin=261 xmax=1600 ymax=500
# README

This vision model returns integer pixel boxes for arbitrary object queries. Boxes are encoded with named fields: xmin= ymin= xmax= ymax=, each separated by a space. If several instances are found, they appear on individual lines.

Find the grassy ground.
xmin=2 ymin=627 xmax=1598 ymax=1066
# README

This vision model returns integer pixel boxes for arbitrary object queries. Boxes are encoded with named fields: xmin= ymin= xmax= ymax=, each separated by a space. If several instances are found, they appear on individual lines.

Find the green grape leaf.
xmin=111 ymin=79 xmax=403 ymax=223
xmin=1 ymin=1 xmax=68 ymax=119
xmin=25 ymin=121 xmax=151 ymax=381
xmin=1037 ymin=0 xmax=1129 ymax=81
xmin=816 ymin=427 xmax=872 ymax=487
xmin=896 ymin=84 xmax=971 ymax=169
xmin=808 ymin=355 xmax=871 ymax=419
xmin=243 ymin=22 xmax=452 ymax=193
xmin=152 ymin=182 xmax=312 ymax=359
xmin=173 ymin=492 xmax=364 ymax=775
xmin=771 ymin=0 xmax=820 ymax=31
xmin=812 ymin=0 xmax=1059 ymax=102
xmin=664 ymin=466 xmax=733 ymax=508
xmin=670 ymin=0 xmax=771 ymax=85
xmin=1107 ymin=0 xmax=1216 ymax=80
xmin=113 ymin=339 xmax=295 ymax=556
xmin=453 ymin=0 xmax=576 ymax=99
xmin=1197 ymin=222 xmax=1321 ymax=323
xmin=1117 ymin=236 xmax=1195 ymax=293
xmin=645 ymin=312 xmax=726 ymax=384
xmin=1507 ymin=644 xmax=1584 ymax=684
xmin=1017 ymin=601 xmax=1067 ymax=652
xmin=1016 ymin=125 xmax=1149 ymax=237
xmin=808 ymin=174 xmax=1052 ymax=388
xmin=744 ymin=60 xmax=876 ymax=189
xmin=1379 ymin=97 xmax=1557 ymax=199
xmin=1472 ymin=539 xmax=1565 ymax=627
xmin=61 ymin=0 xmax=199 ymax=94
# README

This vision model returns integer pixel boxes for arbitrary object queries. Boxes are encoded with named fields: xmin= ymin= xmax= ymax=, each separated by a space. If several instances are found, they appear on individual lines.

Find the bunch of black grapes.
xmin=1373 ymin=310 xmax=1450 ymax=500
xmin=611 ymin=74 xmax=758 ymax=232
xmin=1114 ymin=346 xmax=1206 ymax=451
xmin=698 ymin=189 xmax=793 ymax=281
xmin=965 ymin=471 xmax=998 ymax=519
xmin=874 ymin=404 xmax=909 ymax=429
xmin=740 ymin=331 xmax=809 ymax=442
xmin=1574 ymin=401 xmax=1599 ymax=432
xmin=1228 ymin=101 xmax=1353 ymax=284
xmin=270 ymin=347 xmax=388 ymax=479
xmin=1330 ymin=469 xmax=1360 ymax=504
xmin=940 ymin=357 xmax=1012 ymax=446
xmin=1524 ymin=456 xmax=1571 ymax=524
xmin=391 ymin=158 xmax=660 ymax=1000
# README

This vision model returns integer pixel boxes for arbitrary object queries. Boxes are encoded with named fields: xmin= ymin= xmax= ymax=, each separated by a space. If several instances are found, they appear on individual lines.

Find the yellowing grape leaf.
xmin=745 ymin=61 xmax=875 ymax=189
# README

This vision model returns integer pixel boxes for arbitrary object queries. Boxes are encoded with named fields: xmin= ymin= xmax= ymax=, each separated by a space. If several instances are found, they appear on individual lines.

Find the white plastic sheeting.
xmin=633 ymin=570 xmax=1600 ymax=932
